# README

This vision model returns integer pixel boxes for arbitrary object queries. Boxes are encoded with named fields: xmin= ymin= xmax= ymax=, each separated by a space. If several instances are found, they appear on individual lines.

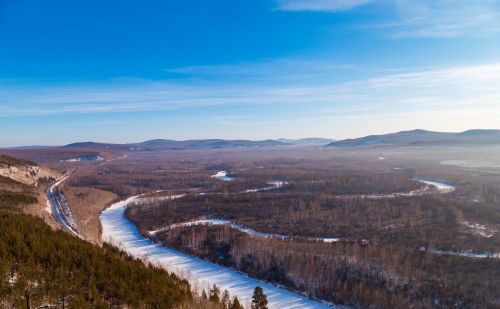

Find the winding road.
xmin=47 ymin=173 xmax=82 ymax=238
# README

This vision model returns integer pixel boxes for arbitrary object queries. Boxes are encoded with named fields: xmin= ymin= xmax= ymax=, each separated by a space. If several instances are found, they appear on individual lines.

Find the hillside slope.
xmin=327 ymin=129 xmax=500 ymax=148
xmin=65 ymin=138 xmax=288 ymax=151
xmin=0 ymin=154 xmax=193 ymax=308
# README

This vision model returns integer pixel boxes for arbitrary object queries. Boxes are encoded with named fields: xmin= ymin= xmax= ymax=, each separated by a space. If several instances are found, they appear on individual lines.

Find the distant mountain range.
xmin=277 ymin=138 xmax=336 ymax=146
xmin=326 ymin=129 xmax=500 ymax=148
xmin=64 ymin=139 xmax=290 ymax=151
xmin=64 ymin=138 xmax=343 ymax=150
xmin=6 ymin=130 xmax=499 ymax=153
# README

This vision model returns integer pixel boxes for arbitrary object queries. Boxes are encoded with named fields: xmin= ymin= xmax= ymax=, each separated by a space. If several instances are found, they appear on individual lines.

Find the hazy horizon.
xmin=3 ymin=127 xmax=500 ymax=148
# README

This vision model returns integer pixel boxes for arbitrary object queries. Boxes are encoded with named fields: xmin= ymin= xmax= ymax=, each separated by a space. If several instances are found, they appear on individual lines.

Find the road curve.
xmin=47 ymin=173 xmax=82 ymax=238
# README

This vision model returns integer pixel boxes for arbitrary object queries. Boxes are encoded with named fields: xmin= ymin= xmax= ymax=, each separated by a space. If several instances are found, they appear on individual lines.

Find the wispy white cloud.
xmin=1 ymin=63 xmax=500 ymax=120
xmin=277 ymin=0 xmax=500 ymax=38
xmin=386 ymin=0 xmax=500 ymax=38
xmin=164 ymin=59 xmax=355 ymax=82
xmin=276 ymin=0 xmax=377 ymax=12
xmin=1 ymin=62 xmax=500 ymax=144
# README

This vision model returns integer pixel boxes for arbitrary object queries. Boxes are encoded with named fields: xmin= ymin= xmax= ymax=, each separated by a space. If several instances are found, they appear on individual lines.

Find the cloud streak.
xmin=277 ymin=0 xmax=500 ymax=38
xmin=1 ymin=63 xmax=500 ymax=118
xmin=276 ymin=0 xmax=377 ymax=12
xmin=386 ymin=0 xmax=500 ymax=38
xmin=1 ymin=62 xmax=500 ymax=145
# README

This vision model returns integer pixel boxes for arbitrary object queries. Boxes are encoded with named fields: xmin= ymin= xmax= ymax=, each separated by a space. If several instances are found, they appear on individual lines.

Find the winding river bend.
xmin=99 ymin=177 xmax=499 ymax=308
xmin=100 ymin=196 xmax=335 ymax=309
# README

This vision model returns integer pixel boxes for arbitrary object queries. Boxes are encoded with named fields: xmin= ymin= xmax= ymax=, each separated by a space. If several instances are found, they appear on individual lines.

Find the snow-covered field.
xmin=100 ymin=196 xmax=336 ymax=309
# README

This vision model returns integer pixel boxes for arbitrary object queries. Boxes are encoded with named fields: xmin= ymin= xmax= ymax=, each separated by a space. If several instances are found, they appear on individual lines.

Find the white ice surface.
xmin=356 ymin=178 xmax=455 ymax=199
xmin=101 ymin=196 xmax=336 ymax=309
xmin=149 ymin=218 xmax=340 ymax=243
xmin=413 ymin=179 xmax=455 ymax=193
xmin=427 ymin=249 xmax=500 ymax=259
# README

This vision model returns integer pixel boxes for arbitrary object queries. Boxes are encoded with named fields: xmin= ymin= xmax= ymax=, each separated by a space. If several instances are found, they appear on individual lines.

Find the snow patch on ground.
xmin=211 ymin=171 xmax=235 ymax=181
xmin=413 ymin=178 xmax=455 ymax=193
xmin=64 ymin=155 xmax=104 ymax=162
xmin=424 ymin=248 xmax=500 ymax=259
xmin=243 ymin=180 xmax=288 ymax=193
xmin=45 ymin=198 xmax=52 ymax=214
xmin=135 ymin=194 xmax=186 ymax=205
xmin=462 ymin=221 xmax=497 ymax=238
xmin=101 ymin=196 xmax=337 ymax=309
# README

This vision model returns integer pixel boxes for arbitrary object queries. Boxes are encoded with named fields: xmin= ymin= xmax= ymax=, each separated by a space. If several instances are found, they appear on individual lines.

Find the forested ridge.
xmin=0 ymin=157 xmax=193 ymax=308
xmin=0 ymin=205 xmax=192 ymax=308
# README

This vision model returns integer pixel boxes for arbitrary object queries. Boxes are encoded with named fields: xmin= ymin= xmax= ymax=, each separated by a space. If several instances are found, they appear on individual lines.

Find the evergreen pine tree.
xmin=209 ymin=284 xmax=221 ymax=303
xmin=201 ymin=289 xmax=208 ymax=300
xmin=221 ymin=289 xmax=231 ymax=308
xmin=251 ymin=286 xmax=268 ymax=309
xmin=230 ymin=296 xmax=244 ymax=309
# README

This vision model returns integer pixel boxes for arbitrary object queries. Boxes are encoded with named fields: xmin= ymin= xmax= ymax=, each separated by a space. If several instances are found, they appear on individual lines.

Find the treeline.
xmin=234 ymin=167 xmax=422 ymax=195
xmin=154 ymin=224 xmax=500 ymax=309
xmin=0 ymin=154 xmax=37 ymax=167
xmin=128 ymin=189 xmax=499 ymax=251
xmin=0 ymin=190 xmax=38 ymax=209
xmin=0 ymin=210 xmax=192 ymax=308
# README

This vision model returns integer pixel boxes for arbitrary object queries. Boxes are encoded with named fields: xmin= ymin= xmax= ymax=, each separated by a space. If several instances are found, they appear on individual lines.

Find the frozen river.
xmin=99 ymin=177 xmax=465 ymax=308
xmin=100 ymin=195 xmax=336 ymax=309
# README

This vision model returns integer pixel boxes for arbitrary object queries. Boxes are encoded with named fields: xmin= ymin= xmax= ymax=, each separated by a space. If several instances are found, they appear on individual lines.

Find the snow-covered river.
xmin=100 ymin=176 xmax=496 ymax=309
xmin=149 ymin=218 xmax=341 ymax=243
xmin=100 ymin=196 xmax=336 ymax=309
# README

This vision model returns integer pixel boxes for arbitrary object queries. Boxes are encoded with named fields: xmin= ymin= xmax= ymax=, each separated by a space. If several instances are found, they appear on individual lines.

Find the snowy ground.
xmin=242 ymin=180 xmax=288 ymax=193
xmin=211 ymin=171 xmax=235 ymax=181
xmin=462 ymin=221 xmax=497 ymax=238
xmin=420 ymin=247 xmax=500 ymax=259
xmin=412 ymin=178 xmax=455 ymax=193
xmin=100 ymin=196 xmax=337 ymax=309
xmin=63 ymin=155 xmax=104 ymax=162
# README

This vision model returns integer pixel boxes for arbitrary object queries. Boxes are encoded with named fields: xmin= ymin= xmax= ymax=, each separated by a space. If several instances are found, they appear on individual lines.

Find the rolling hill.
xmin=326 ymin=129 xmax=500 ymax=148
xmin=65 ymin=139 xmax=289 ymax=150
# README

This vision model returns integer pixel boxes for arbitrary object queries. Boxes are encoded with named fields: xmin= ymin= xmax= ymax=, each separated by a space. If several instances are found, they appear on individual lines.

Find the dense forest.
xmin=0 ymin=197 xmax=193 ymax=308
xmin=126 ymin=160 xmax=500 ymax=308
xmin=147 ymin=223 xmax=499 ymax=308
xmin=0 ymin=155 xmax=36 ymax=167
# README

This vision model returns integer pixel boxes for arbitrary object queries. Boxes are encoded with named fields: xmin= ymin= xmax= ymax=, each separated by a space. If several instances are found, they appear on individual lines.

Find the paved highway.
xmin=47 ymin=173 xmax=82 ymax=238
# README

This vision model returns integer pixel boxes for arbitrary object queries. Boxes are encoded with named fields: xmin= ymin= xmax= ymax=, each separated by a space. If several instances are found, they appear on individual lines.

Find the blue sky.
xmin=1 ymin=0 xmax=500 ymax=146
